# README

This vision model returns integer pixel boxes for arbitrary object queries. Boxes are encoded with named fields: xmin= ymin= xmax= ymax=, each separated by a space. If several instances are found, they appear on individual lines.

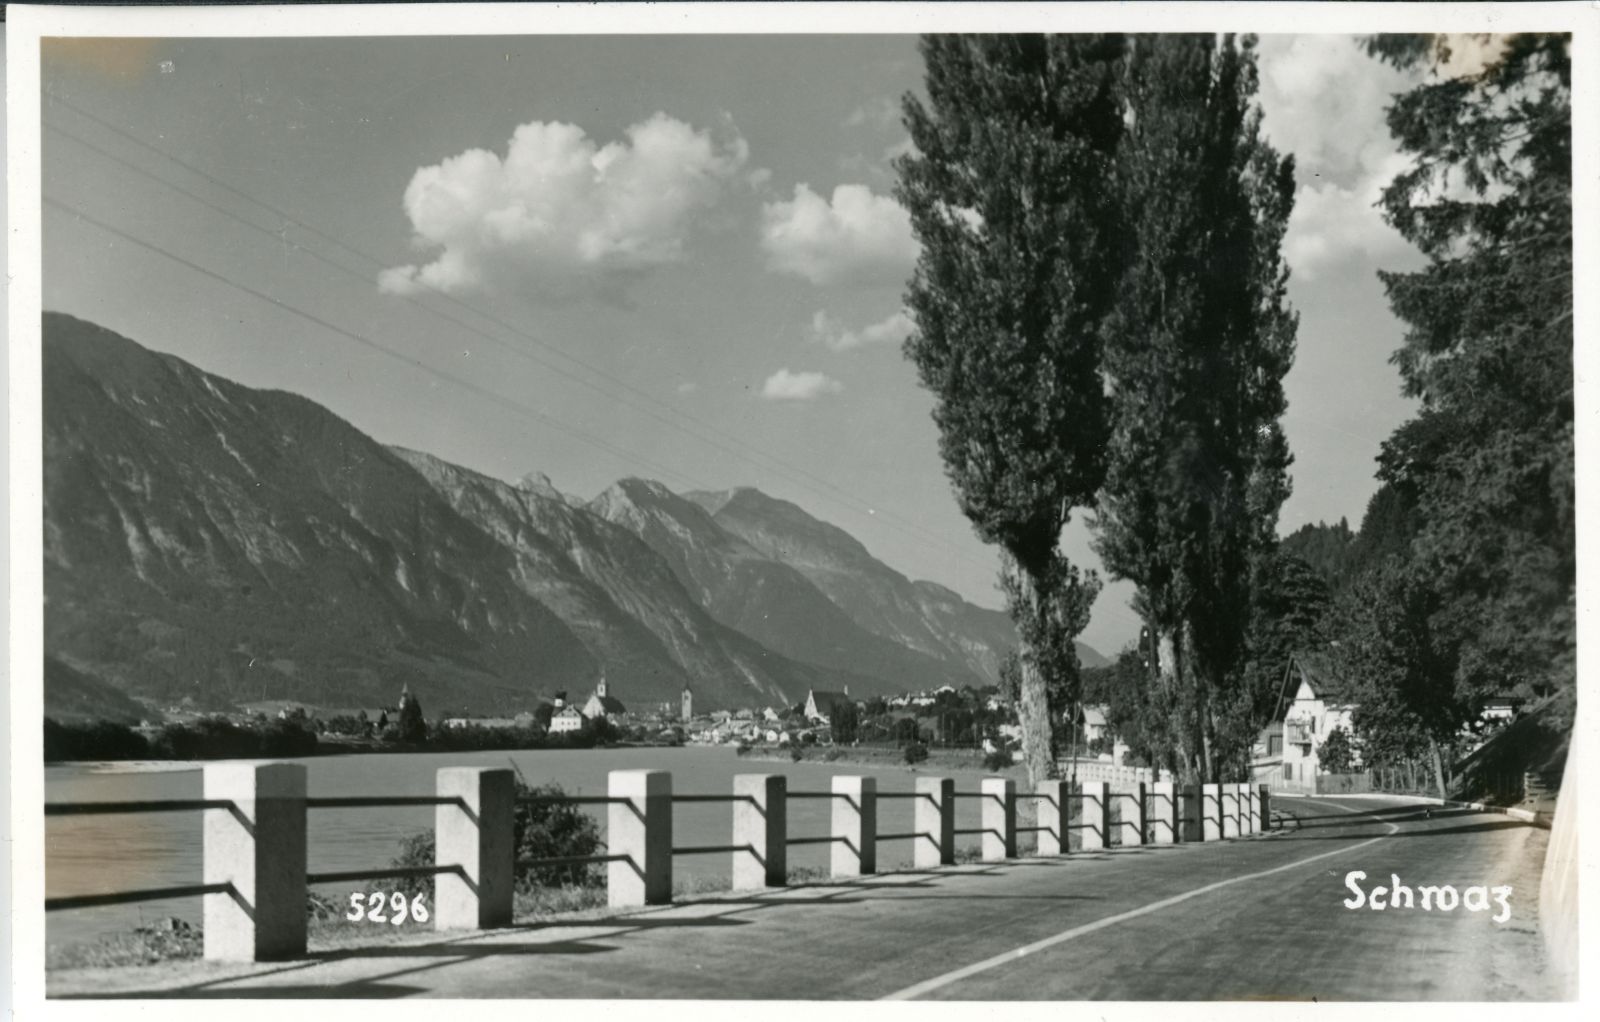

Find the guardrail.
xmin=45 ymin=763 xmax=1272 ymax=963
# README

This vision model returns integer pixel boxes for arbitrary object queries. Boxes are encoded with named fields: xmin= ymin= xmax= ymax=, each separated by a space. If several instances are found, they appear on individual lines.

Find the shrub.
xmin=789 ymin=745 xmax=805 ymax=762
xmin=390 ymin=779 xmax=604 ymax=902
xmin=903 ymin=741 xmax=929 ymax=766
xmin=983 ymin=749 xmax=1013 ymax=772
xmin=43 ymin=719 xmax=151 ymax=762
xmin=259 ymin=718 xmax=319 ymax=757
xmin=824 ymin=747 xmax=844 ymax=762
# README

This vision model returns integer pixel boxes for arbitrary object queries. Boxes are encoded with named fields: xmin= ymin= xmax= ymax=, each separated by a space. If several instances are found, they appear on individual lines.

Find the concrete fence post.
xmin=1239 ymin=784 xmax=1255 ymax=835
xmin=608 ymin=769 xmax=672 ymax=907
xmin=1121 ymin=783 xmax=1148 ymax=847
xmin=1182 ymin=783 xmax=1204 ymax=842
xmin=915 ymin=776 xmax=955 ymax=867
xmin=1202 ymin=783 xmax=1223 ymax=841
xmin=435 ymin=767 xmax=515 ymax=930
xmin=203 ymin=761 xmax=307 ymax=961
xmin=1221 ymin=783 xmax=1240 ymax=839
xmin=831 ymin=775 xmax=876 ymax=877
xmin=980 ymin=778 xmax=1016 ymax=861
xmin=1034 ymin=780 xmax=1069 ymax=857
xmin=1080 ymin=781 xmax=1109 ymax=852
xmin=1150 ymin=781 xmax=1178 ymax=845
xmin=733 ymin=774 xmax=786 ymax=889
xmin=1257 ymin=784 xmax=1272 ymax=832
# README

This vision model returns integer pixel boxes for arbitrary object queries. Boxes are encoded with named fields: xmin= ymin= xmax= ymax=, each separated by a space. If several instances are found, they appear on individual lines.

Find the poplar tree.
xmin=1093 ymin=35 xmax=1296 ymax=781
xmin=896 ymin=35 xmax=1125 ymax=785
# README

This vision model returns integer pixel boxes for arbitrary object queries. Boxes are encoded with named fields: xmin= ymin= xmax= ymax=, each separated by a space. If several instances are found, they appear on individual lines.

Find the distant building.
xmin=443 ymin=717 xmax=520 ymax=730
xmin=582 ymin=674 xmax=627 ymax=720
xmin=1478 ymin=694 xmax=1523 ymax=725
xmin=1081 ymin=706 xmax=1109 ymax=743
xmin=1281 ymin=652 xmax=1358 ymax=781
xmin=549 ymin=706 xmax=586 ymax=734
xmin=681 ymin=684 xmax=693 ymax=722
xmin=803 ymin=688 xmax=852 ymax=723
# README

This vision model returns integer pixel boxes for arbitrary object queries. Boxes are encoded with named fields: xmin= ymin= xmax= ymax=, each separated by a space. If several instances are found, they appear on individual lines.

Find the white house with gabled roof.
xmin=1280 ymin=651 xmax=1359 ymax=782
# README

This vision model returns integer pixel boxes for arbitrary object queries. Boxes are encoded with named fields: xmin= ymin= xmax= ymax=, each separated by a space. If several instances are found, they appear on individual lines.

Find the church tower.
xmin=681 ymin=684 xmax=693 ymax=722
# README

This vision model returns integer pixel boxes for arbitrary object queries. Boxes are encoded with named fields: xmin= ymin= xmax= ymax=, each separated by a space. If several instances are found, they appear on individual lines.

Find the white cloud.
xmin=760 ymin=183 xmax=919 ymax=286
xmin=811 ymin=308 xmax=915 ymax=352
xmin=380 ymin=113 xmax=750 ymax=296
xmin=760 ymin=368 xmax=843 ymax=401
xmin=1256 ymin=36 xmax=1424 ymax=280
xmin=1284 ymin=151 xmax=1417 ymax=281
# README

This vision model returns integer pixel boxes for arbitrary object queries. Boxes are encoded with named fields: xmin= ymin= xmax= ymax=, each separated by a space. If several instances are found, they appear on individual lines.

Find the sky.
xmin=38 ymin=33 xmax=1430 ymax=658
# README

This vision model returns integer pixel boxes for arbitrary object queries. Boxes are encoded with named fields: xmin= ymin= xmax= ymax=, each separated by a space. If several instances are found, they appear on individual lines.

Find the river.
xmin=45 ymin=746 xmax=1008 ymax=949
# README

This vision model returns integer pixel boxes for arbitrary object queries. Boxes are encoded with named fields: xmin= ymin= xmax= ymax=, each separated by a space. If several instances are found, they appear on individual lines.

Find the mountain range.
xmin=41 ymin=312 xmax=1105 ymax=719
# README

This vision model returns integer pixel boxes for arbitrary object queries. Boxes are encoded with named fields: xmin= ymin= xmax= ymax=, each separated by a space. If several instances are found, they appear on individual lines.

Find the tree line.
xmin=894 ymin=32 xmax=1572 ymax=788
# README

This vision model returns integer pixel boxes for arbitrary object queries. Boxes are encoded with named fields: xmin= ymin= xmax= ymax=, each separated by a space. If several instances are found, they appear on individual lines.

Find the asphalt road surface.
xmin=49 ymin=794 xmax=1557 ymax=1000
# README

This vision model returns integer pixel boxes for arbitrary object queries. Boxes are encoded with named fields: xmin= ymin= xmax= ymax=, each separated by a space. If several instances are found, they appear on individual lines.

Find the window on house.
xmin=1311 ymin=718 xmax=1317 ymax=734
xmin=1269 ymin=734 xmax=1282 ymax=756
xmin=1284 ymin=763 xmax=1293 ymax=780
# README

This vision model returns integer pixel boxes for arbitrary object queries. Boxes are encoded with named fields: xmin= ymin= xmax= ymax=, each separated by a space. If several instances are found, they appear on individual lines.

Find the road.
xmin=49 ymin=795 xmax=1558 ymax=1000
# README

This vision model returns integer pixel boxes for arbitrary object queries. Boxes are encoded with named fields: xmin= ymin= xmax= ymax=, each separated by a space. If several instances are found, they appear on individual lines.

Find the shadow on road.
xmin=1284 ymin=819 xmax=1530 ymax=841
xmin=55 ymin=983 xmax=426 ymax=999
xmin=1285 ymin=803 xmax=1467 ymax=825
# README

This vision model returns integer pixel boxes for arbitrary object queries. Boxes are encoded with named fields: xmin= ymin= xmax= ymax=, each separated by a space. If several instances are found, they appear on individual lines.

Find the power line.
xmin=45 ymin=100 xmax=1147 ymax=639
xmin=45 ymin=95 xmax=999 ymax=575
xmin=46 ymin=117 xmax=995 ymax=572
xmin=43 ymin=195 xmax=715 ymax=493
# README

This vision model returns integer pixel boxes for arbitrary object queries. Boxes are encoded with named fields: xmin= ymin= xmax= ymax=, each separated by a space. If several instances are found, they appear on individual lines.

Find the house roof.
xmin=805 ymin=690 xmax=852 ymax=713
xmin=1292 ymin=651 xmax=1357 ymax=704
xmin=584 ymin=693 xmax=627 ymax=714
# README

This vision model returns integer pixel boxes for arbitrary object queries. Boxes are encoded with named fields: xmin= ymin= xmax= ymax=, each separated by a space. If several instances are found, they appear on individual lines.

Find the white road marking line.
xmin=881 ymin=796 xmax=1405 ymax=1000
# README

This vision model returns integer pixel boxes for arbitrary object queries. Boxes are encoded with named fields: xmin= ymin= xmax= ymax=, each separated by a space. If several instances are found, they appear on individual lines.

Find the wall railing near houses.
xmin=44 ymin=765 xmax=1272 ymax=963
xmin=1258 ymin=765 xmax=1374 ymax=796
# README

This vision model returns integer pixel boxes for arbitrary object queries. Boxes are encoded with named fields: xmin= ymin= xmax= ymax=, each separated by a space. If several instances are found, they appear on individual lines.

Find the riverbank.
xmin=736 ymin=743 xmax=1025 ymax=776
xmin=50 ymin=736 xmax=684 ymax=770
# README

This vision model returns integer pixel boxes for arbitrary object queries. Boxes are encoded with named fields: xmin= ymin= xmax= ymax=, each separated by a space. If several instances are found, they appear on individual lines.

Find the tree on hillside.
xmin=1364 ymin=34 xmax=1573 ymax=711
xmin=1278 ymin=519 xmax=1356 ymax=590
xmin=1093 ymin=34 xmax=1297 ymax=782
xmin=896 ymin=35 xmax=1126 ymax=786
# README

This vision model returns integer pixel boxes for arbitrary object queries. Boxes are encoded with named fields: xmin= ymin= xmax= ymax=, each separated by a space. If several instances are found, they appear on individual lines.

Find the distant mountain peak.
xmin=682 ymin=487 xmax=740 ymax=516
xmin=516 ymin=470 xmax=564 ymax=501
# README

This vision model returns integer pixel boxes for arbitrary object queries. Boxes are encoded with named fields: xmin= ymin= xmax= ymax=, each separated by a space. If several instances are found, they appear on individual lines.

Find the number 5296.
xmin=346 ymin=891 xmax=429 ymax=924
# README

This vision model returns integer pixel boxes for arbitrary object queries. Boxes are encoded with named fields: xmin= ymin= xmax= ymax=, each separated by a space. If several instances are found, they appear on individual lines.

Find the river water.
xmin=45 ymin=747 xmax=1009 ymax=949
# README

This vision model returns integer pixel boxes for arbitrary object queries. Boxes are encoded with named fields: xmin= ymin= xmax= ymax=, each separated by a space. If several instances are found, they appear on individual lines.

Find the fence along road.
xmin=46 ymin=773 xmax=1554 ymax=1000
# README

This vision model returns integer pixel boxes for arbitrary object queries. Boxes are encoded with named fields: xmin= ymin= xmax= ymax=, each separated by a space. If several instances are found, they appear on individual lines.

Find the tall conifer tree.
xmin=1093 ymin=35 xmax=1296 ymax=781
xmin=896 ymin=35 xmax=1126 ymax=784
